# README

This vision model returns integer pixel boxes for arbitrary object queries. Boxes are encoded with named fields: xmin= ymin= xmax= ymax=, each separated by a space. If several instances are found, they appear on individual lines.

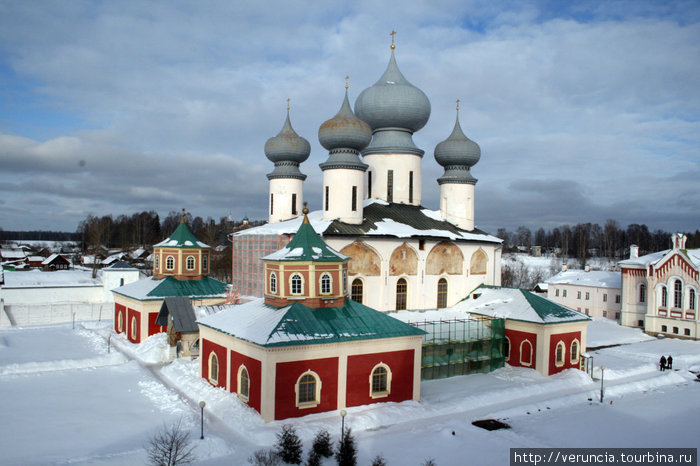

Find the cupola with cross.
xmin=262 ymin=206 xmax=349 ymax=308
xmin=152 ymin=209 xmax=212 ymax=280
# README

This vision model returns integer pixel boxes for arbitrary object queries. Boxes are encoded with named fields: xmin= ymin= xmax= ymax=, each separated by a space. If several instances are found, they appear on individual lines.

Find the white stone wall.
xmin=439 ymin=183 xmax=475 ymax=231
xmin=363 ymin=153 xmax=422 ymax=206
xmin=1 ymin=302 xmax=111 ymax=327
xmin=0 ymin=285 xmax=104 ymax=305
xmin=547 ymin=284 xmax=621 ymax=319
xmin=322 ymin=168 xmax=364 ymax=224
xmin=269 ymin=178 xmax=304 ymax=224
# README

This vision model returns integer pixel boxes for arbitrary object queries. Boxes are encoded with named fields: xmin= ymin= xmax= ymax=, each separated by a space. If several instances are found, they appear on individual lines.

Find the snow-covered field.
xmin=0 ymin=321 xmax=698 ymax=465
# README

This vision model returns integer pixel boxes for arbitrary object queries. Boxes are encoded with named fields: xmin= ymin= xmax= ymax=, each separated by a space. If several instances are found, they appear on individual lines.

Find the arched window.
xmin=202 ymin=254 xmax=208 ymax=271
xmin=570 ymin=340 xmax=579 ymax=364
xmin=186 ymin=256 xmax=195 ymax=270
xmin=238 ymin=366 xmax=249 ymax=401
xmin=674 ymin=280 xmax=682 ymax=308
xmin=661 ymin=286 xmax=667 ymax=308
xmin=504 ymin=337 xmax=510 ymax=361
xmin=166 ymin=256 xmax=174 ymax=270
xmin=155 ymin=255 xmax=159 ymax=269
xmin=437 ymin=278 xmax=448 ymax=308
xmin=370 ymin=364 xmax=391 ymax=398
xmin=639 ymin=284 xmax=646 ymax=303
xmin=130 ymin=315 xmax=137 ymax=340
xmin=690 ymin=289 xmax=696 ymax=310
xmin=290 ymin=273 xmax=303 ymax=295
xmin=396 ymin=278 xmax=407 ymax=310
xmin=351 ymin=279 xmax=363 ymax=303
xmin=209 ymin=352 xmax=219 ymax=385
xmin=117 ymin=311 xmax=123 ymax=333
xmin=343 ymin=269 xmax=347 ymax=294
xmin=555 ymin=341 xmax=565 ymax=366
xmin=296 ymin=371 xmax=321 ymax=407
xmin=320 ymin=273 xmax=331 ymax=294
xmin=270 ymin=272 xmax=277 ymax=294
xmin=520 ymin=340 xmax=533 ymax=366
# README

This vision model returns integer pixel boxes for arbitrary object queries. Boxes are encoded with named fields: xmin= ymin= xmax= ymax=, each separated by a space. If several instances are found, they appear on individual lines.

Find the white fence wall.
xmin=1 ymin=302 xmax=112 ymax=327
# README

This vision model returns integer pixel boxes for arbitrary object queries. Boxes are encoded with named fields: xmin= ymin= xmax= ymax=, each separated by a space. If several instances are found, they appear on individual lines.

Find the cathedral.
xmin=233 ymin=40 xmax=502 ymax=312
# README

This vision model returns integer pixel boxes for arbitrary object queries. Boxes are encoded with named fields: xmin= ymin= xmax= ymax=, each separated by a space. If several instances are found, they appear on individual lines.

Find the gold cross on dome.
xmin=286 ymin=98 xmax=290 ymax=111
xmin=456 ymin=99 xmax=460 ymax=111
xmin=390 ymin=30 xmax=396 ymax=49
xmin=345 ymin=76 xmax=349 ymax=89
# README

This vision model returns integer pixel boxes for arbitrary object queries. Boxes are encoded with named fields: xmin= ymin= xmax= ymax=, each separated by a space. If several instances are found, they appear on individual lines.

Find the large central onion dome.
xmin=319 ymin=89 xmax=372 ymax=152
xmin=435 ymin=110 xmax=481 ymax=185
xmin=354 ymin=51 xmax=431 ymax=133
xmin=264 ymin=110 xmax=311 ymax=164
xmin=265 ymin=109 xmax=310 ymax=180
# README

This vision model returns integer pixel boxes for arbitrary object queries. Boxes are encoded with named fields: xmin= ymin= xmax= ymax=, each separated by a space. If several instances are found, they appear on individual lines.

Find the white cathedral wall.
xmin=440 ymin=183 xmax=475 ymax=231
xmin=269 ymin=178 xmax=303 ymax=224
xmin=322 ymin=169 xmax=364 ymax=224
xmin=363 ymin=153 xmax=422 ymax=206
xmin=325 ymin=237 xmax=501 ymax=312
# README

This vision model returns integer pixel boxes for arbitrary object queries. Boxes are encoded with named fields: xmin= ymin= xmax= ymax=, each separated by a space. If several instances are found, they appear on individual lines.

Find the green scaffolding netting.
xmin=411 ymin=317 xmax=506 ymax=380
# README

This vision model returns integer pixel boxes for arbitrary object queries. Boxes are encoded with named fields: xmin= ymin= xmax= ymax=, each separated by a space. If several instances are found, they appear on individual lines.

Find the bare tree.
xmin=146 ymin=419 xmax=197 ymax=466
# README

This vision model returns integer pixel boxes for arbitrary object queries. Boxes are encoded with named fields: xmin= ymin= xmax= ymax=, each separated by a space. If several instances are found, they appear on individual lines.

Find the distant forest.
xmin=3 ymin=213 xmax=698 ymax=261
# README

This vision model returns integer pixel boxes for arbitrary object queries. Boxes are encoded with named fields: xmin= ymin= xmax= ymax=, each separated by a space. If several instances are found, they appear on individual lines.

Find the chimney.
xmin=671 ymin=233 xmax=687 ymax=250
xmin=562 ymin=264 xmax=568 ymax=272
xmin=584 ymin=265 xmax=590 ymax=272
xmin=630 ymin=245 xmax=639 ymax=259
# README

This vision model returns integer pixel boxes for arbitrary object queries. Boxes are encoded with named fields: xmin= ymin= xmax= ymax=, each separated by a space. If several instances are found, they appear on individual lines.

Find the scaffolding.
xmin=412 ymin=316 xmax=506 ymax=380
xmin=231 ymin=233 xmax=291 ymax=298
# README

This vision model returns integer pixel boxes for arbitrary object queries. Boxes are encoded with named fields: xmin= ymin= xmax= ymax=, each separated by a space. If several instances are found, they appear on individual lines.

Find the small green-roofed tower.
xmin=152 ymin=209 xmax=212 ymax=280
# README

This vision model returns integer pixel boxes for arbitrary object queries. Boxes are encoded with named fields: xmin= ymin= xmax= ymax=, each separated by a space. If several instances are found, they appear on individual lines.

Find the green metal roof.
xmin=154 ymin=222 xmax=210 ymax=249
xmin=262 ymin=217 xmax=348 ymax=262
xmin=264 ymin=299 xmax=425 ymax=347
xmin=518 ymin=288 xmax=590 ymax=323
xmin=113 ymin=276 xmax=227 ymax=301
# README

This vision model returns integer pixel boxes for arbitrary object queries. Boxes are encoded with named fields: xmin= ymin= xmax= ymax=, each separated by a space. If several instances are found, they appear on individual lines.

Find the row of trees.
xmin=496 ymin=221 xmax=700 ymax=264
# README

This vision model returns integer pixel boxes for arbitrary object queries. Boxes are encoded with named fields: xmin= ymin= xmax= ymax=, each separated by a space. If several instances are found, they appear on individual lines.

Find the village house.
xmin=546 ymin=267 xmax=621 ymax=320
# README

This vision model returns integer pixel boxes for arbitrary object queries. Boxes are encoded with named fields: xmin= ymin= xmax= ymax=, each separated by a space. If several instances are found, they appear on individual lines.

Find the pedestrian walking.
xmin=667 ymin=355 xmax=673 ymax=370
xmin=660 ymin=355 xmax=667 ymax=371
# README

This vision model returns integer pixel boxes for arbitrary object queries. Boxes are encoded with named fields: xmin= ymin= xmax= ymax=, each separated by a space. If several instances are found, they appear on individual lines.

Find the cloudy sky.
xmin=1 ymin=0 xmax=698 ymax=234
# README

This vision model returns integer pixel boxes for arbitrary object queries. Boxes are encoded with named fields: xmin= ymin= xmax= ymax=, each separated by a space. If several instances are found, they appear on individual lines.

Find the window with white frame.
xmin=520 ymin=340 xmax=533 ymax=366
xmin=370 ymin=363 xmax=392 ymax=398
xmin=238 ymin=365 xmax=249 ymax=401
xmin=290 ymin=273 xmax=303 ymax=295
xmin=320 ymin=273 xmax=331 ymax=295
xmin=555 ymin=289 xmax=559 ymax=297
xmin=661 ymin=286 xmax=668 ymax=307
xmin=117 ymin=311 xmax=123 ymax=333
xmin=437 ymin=278 xmax=448 ymax=308
xmin=640 ymin=284 xmax=646 ymax=303
xmin=504 ymin=337 xmax=511 ymax=361
xmin=603 ymin=293 xmax=607 ymax=302
xmin=343 ymin=269 xmax=347 ymax=294
xmin=208 ymin=352 xmax=219 ymax=385
xmin=202 ymin=254 xmax=208 ymax=271
xmin=690 ymin=289 xmax=696 ymax=310
xmin=674 ymin=280 xmax=682 ymax=308
xmin=186 ymin=256 xmax=195 ymax=270
xmin=555 ymin=341 xmax=565 ymax=366
xmin=155 ymin=255 xmax=159 ymax=269
xmin=270 ymin=272 xmax=277 ymax=294
xmin=577 ymin=291 xmax=581 ymax=299
xmin=563 ymin=290 xmax=567 ymax=298
xmin=615 ymin=295 xmax=620 ymax=304
xmin=130 ymin=315 xmax=137 ymax=340
xmin=296 ymin=371 xmax=321 ymax=408
xmin=166 ymin=256 xmax=175 ymax=270
xmin=570 ymin=340 xmax=579 ymax=364
xmin=585 ymin=291 xmax=590 ymax=300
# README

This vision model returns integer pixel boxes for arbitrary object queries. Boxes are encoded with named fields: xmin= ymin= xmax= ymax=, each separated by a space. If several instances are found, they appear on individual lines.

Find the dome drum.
xmin=361 ymin=127 xmax=425 ymax=157
xmin=437 ymin=166 xmax=477 ymax=185
xmin=267 ymin=161 xmax=307 ymax=180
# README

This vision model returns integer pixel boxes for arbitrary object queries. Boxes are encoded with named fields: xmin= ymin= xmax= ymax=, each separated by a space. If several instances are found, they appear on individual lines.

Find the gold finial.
xmin=180 ymin=208 xmax=186 ymax=223
xmin=390 ymin=30 xmax=396 ymax=50
xmin=302 ymin=202 xmax=309 ymax=223
xmin=345 ymin=76 xmax=349 ymax=89
xmin=456 ymin=99 xmax=460 ymax=112
xmin=286 ymin=98 xmax=290 ymax=111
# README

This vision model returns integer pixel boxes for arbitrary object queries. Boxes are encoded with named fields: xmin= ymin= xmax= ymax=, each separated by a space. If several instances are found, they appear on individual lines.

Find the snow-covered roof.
xmin=619 ymin=248 xmax=700 ymax=269
xmin=1 ymin=249 xmax=27 ymax=260
xmin=235 ymin=200 xmax=501 ymax=244
xmin=262 ymin=216 xmax=348 ymax=262
xmin=104 ymin=260 xmax=139 ymax=271
xmin=41 ymin=253 xmax=70 ymax=265
xmin=154 ymin=222 xmax=210 ymax=249
xmin=197 ymin=298 xmax=425 ymax=348
xmin=546 ymin=269 xmax=621 ymax=289
xmin=112 ymin=276 xmax=227 ymax=301
xmin=1 ymin=270 xmax=102 ymax=288
xmin=451 ymin=285 xmax=590 ymax=324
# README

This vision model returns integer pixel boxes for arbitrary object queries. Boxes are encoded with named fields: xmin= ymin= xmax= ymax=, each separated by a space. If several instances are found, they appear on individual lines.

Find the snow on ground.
xmin=0 ymin=320 xmax=698 ymax=465
xmin=586 ymin=317 xmax=656 ymax=348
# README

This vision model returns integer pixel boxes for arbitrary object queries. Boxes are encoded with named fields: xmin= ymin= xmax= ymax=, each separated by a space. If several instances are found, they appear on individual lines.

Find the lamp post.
xmin=599 ymin=366 xmax=605 ymax=403
xmin=340 ymin=409 xmax=347 ymax=442
xmin=199 ymin=401 xmax=206 ymax=439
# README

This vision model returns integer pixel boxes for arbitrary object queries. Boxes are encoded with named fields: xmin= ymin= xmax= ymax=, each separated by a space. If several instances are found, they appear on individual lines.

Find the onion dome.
xmin=318 ymin=87 xmax=370 ymax=172
xmin=265 ymin=107 xmax=310 ymax=180
xmin=354 ymin=50 xmax=431 ymax=156
xmin=355 ymin=51 xmax=431 ymax=132
xmin=319 ymin=89 xmax=372 ymax=152
xmin=435 ymin=106 xmax=481 ymax=185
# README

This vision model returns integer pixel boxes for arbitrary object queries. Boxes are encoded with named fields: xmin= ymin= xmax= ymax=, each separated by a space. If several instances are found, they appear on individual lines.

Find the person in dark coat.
xmin=660 ymin=355 xmax=667 ymax=371
xmin=667 ymin=355 xmax=673 ymax=370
